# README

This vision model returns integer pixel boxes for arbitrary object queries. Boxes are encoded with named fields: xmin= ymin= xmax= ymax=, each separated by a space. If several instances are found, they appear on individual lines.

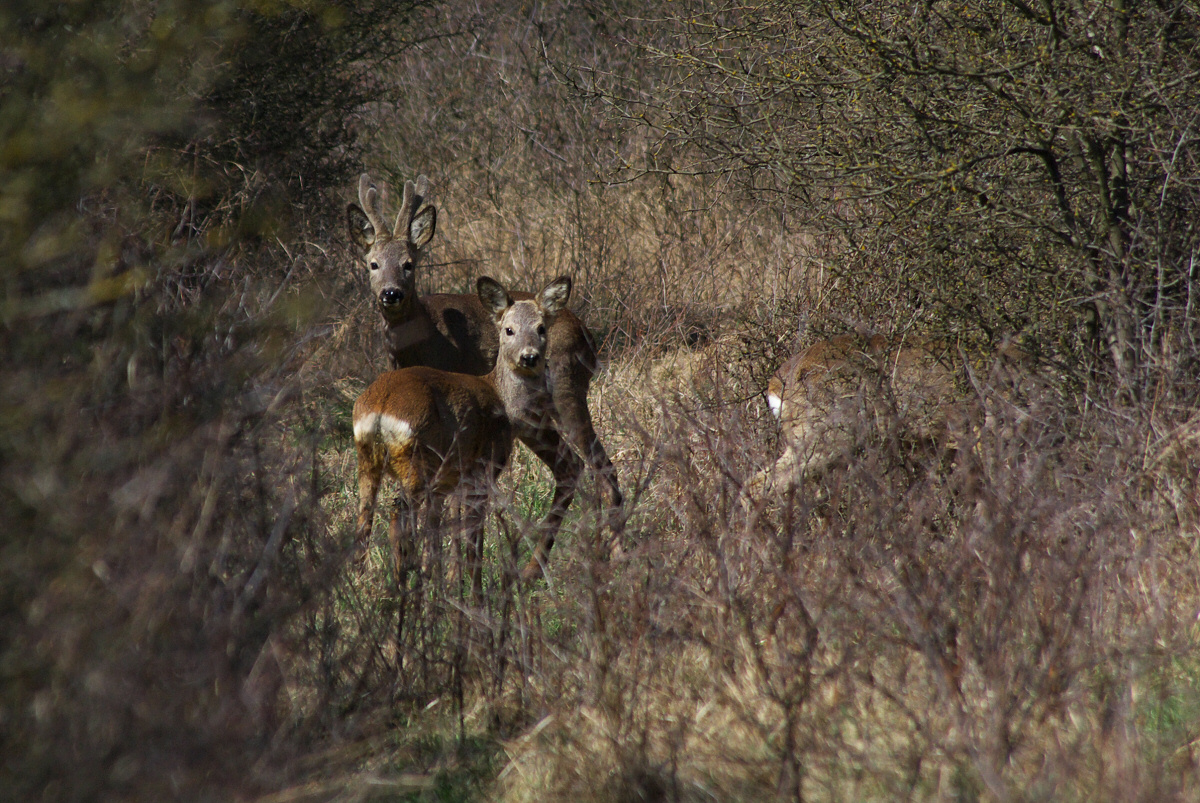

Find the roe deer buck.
xmin=347 ymin=173 xmax=623 ymax=580
xmin=353 ymin=276 xmax=570 ymax=600
xmin=747 ymin=334 xmax=961 ymax=500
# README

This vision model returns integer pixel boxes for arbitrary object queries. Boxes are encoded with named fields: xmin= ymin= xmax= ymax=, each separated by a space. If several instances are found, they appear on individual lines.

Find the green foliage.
xmin=2 ymin=0 xmax=222 ymax=314
xmin=1139 ymin=658 xmax=1200 ymax=760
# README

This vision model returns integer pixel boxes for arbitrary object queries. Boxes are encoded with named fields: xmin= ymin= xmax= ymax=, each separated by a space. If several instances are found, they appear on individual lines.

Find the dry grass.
xmin=470 ymin=391 xmax=1200 ymax=802
xmin=13 ymin=4 xmax=1200 ymax=802
xmin=294 ymin=278 xmax=1200 ymax=800
xmin=237 ymin=118 xmax=1200 ymax=797
xmin=288 ymin=134 xmax=1200 ymax=801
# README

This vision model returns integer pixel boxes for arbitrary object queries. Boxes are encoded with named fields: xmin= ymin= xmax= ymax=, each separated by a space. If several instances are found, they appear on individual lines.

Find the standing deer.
xmin=353 ymin=276 xmax=570 ymax=601
xmin=347 ymin=173 xmax=623 ymax=579
xmin=748 ymin=334 xmax=961 ymax=500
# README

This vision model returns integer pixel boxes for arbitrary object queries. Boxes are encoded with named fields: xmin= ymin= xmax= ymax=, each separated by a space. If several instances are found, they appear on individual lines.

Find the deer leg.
xmin=355 ymin=443 xmax=383 ymax=564
xmin=742 ymin=443 xmax=803 ymax=513
xmin=388 ymin=494 xmax=418 ymax=586
xmin=557 ymin=407 xmax=625 ymax=559
xmin=424 ymin=494 xmax=445 ymax=587
xmin=461 ymin=489 xmax=488 ymax=608
xmin=549 ymin=370 xmax=624 ymax=563
xmin=387 ymin=444 xmax=425 ymax=588
xmin=552 ymin=374 xmax=624 ymax=520
xmin=519 ymin=428 xmax=583 ymax=581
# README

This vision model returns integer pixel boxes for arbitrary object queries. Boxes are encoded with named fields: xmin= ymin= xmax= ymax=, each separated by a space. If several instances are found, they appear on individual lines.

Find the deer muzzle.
xmin=379 ymin=287 xmax=404 ymax=307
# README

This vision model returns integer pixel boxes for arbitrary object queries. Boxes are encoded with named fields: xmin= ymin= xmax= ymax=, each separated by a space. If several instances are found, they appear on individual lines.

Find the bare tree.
xmin=584 ymin=0 xmax=1200 ymax=399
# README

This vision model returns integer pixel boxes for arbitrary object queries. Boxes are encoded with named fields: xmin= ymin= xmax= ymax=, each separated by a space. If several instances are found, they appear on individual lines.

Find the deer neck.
xmin=490 ymin=365 xmax=555 ymax=434
xmin=383 ymin=302 xmax=437 ymax=356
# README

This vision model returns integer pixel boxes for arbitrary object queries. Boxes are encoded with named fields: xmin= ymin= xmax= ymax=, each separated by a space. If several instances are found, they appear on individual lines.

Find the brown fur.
xmin=348 ymin=174 xmax=622 ymax=579
xmin=353 ymin=276 xmax=570 ymax=598
xmin=751 ymin=334 xmax=961 ymax=498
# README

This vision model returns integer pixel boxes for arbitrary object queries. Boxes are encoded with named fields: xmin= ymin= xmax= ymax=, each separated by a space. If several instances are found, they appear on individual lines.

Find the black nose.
xmin=519 ymin=353 xmax=541 ymax=368
xmin=379 ymin=288 xmax=403 ymax=306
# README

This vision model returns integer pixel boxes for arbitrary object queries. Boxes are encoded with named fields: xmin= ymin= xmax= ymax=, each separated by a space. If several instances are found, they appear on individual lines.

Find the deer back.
xmin=353 ymin=367 xmax=511 ymax=493
xmin=768 ymin=334 xmax=960 ymax=476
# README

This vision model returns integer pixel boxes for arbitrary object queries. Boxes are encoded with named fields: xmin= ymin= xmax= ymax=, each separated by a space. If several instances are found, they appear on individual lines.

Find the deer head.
xmin=478 ymin=275 xmax=571 ymax=378
xmin=346 ymin=173 xmax=437 ymax=323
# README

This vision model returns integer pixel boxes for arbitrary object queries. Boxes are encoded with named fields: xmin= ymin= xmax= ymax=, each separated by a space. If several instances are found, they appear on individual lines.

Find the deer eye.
xmin=369 ymin=261 xmax=379 ymax=271
xmin=505 ymin=327 xmax=514 ymax=336
xmin=402 ymin=261 xmax=413 ymax=275
xmin=537 ymin=325 xmax=546 ymax=336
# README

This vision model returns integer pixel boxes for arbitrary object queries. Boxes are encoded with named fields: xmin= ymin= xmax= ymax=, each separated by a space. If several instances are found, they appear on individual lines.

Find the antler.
xmin=393 ymin=175 xmax=430 ymax=240
xmin=357 ymin=174 xmax=387 ymax=237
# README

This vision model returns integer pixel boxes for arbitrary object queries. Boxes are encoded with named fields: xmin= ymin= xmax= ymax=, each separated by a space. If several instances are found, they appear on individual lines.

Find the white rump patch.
xmin=767 ymin=393 xmax=783 ymax=419
xmin=354 ymin=412 xmax=414 ymax=445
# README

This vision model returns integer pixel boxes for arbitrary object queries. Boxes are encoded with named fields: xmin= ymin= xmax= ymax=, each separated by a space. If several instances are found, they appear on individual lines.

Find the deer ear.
xmin=347 ymin=204 xmax=376 ymax=251
xmin=477 ymin=276 xmax=512 ymax=318
xmin=409 ymin=204 xmax=437 ymax=248
xmin=538 ymin=276 xmax=572 ymax=317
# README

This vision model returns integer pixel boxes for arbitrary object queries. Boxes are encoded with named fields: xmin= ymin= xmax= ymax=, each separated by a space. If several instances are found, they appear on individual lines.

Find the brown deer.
xmin=347 ymin=173 xmax=623 ymax=579
xmin=748 ymin=334 xmax=962 ymax=500
xmin=747 ymin=332 xmax=1062 ymax=524
xmin=353 ymin=275 xmax=570 ymax=600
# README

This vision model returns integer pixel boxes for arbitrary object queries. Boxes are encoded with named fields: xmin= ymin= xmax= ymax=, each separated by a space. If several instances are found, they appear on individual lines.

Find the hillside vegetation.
xmin=3 ymin=1 xmax=1200 ymax=801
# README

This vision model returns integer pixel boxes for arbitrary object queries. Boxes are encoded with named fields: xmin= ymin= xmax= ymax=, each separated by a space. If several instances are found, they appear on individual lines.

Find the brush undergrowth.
xmin=9 ymin=2 xmax=1200 ymax=801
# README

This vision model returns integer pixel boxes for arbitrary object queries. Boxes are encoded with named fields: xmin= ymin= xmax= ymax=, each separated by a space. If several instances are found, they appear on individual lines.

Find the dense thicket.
xmin=4 ymin=0 xmax=1200 ymax=801
xmin=587 ymin=0 xmax=1200 ymax=399
xmin=0 ymin=1 xmax=438 ymax=798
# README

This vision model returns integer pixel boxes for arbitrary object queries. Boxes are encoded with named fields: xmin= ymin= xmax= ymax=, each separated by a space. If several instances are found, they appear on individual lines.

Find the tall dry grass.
xmin=255 ymin=5 xmax=1200 ymax=801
